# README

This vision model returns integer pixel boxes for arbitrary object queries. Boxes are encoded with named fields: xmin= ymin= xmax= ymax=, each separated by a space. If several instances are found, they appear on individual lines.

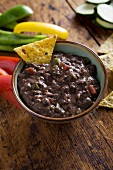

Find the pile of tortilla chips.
xmin=97 ymin=33 xmax=113 ymax=108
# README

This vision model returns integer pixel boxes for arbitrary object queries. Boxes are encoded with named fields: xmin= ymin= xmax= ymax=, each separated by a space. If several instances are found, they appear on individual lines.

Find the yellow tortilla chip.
xmin=14 ymin=35 xmax=57 ymax=64
xmin=97 ymin=33 xmax=113 ymax=54
xmin=97 ymin=34 xmax=113 ymax=108
xmin=100 ymin=53 xmax=113 ymax=71
xmin=99 ymin=53 xmax=113 ymax=89
xmin=99 ymin=91 xmax=113 ymax=108
xmin=98 ymin=63 xmax=113 ymax=107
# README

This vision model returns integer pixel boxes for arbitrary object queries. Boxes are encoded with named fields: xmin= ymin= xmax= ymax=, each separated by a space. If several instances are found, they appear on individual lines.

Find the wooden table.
xmin=0 ymin=0 xmax=113 ymax=169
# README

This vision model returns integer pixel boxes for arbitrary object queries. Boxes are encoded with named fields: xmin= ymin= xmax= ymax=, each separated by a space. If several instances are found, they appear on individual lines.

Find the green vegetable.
xmin=75 ymin=0 xmax=113 ymax=29
xmin=0 ymin=35 xmax=47 ymax=45
xmin=96 ymin=4 xmax=113 ymax=23
xmin=52 ymin=58 xmax=61 ymax=65
xmin=35 ymin=83 xmax=39 ymax=90
xmin=95 ymin=17 xmax=113 ymax=29
xmin=86 ymin=0 xmax=111 ymax=4
xmin=3 ymin=21 xmax=17 ymax=30
xmin=0 ymin=13 xmax=17 ymax=30
xmin=75 ymin=3 xmax=96 ymax=16
xmin=0 ymin=45 xmax=18 ymax=52
xmin=0 ymin=30 xmax=47 ymax=45
xmin=0 ymin=4 xmax=33 ymax=27
xmin=0 ymin=29 xmax=42 ymax=38
xmin=0 ymin=30 xmax=47 ymax=51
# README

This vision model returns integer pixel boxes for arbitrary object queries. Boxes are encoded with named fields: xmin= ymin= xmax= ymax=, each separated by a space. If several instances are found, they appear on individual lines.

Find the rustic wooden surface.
xmin=0 ymin=0 xmax=113 ymax=169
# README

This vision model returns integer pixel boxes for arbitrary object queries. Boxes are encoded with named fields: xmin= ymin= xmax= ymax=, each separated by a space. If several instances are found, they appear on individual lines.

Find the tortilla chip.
xmin=98 ymin=66 xmax=113 ymax=107
xmin=99 ymin=91 xmax=113 ymax=108
xmin=97 ymin=34 xmax=113 ymax=108
xmin=99 ymin=53 xmax=113 ymax=71
xmin=97 ymin=33 xmax=113 ymax=54
xmin=99 ymin=53 xmax=113 ymax=89
xmin=14 ymin=35 xmax=57 ymax=64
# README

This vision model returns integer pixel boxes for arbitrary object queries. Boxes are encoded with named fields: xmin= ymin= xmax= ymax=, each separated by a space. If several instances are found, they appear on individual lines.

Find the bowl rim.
xmin=12 ymin=40 xmax=108 ymax=123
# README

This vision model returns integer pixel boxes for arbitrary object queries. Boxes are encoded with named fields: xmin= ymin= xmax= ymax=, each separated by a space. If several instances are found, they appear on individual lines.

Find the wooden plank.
xmin=0 ymin=0 xmax=113 ymax=169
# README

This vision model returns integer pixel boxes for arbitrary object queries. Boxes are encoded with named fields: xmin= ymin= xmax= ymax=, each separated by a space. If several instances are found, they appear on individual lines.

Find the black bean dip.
xmin=18 ymin=52 xmax=100 ymax=118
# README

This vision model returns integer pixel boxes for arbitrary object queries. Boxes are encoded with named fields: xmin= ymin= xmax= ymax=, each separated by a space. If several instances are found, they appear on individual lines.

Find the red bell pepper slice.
xmin=0 ymin=68 xmax=9 ymax=75
xmin=0 ymin=75 xmax=22 ymax=109
xmin=0 ymin=75 xmax=12 ymax=92
xmin=0 ymin=56 xmax=20 ymax=75
xmin=89 ymin=85 xmax=97 ymax=95
xmin=0 ymin=56 xmax=22 ymax=109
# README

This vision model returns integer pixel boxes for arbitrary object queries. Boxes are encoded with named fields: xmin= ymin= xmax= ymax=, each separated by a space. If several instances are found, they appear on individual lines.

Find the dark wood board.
xmin=0 ymin=0 xmax=113 ymax=169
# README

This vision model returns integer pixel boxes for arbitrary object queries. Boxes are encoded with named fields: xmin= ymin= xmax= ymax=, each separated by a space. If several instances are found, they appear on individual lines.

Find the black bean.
xmin=42 ymin=98 xmax=50 ymax=106
xmin=87 ymin=64 xmax=97 ymax=75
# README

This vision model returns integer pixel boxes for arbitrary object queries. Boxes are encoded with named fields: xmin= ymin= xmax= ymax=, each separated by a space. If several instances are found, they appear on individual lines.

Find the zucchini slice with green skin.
xmin=97 ymin=4 xmax=113 ymax=23
xmin=95 ymin=17 xmax=113 ymax=29
xmin=75 ymin=3 xmax=96 ymax=15
xmin=86 ymin=0 xmax=111 ymax=4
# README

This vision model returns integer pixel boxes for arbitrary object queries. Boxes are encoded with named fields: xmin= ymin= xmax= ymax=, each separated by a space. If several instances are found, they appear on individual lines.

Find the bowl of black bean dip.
xmin=12 ymin=41 xmax=108 ymax=123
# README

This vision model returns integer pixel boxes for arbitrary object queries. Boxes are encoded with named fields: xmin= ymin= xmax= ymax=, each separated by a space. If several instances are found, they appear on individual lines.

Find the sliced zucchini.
xmin=95 ymin=17 xmax=113 ymax=29
xmin=86 ymin=0 xmax=111 ymax=4
xmin=97 ymin=4 xmax=113 ymax=23
xmin=75 ymin=3 xmax=96 ymax=15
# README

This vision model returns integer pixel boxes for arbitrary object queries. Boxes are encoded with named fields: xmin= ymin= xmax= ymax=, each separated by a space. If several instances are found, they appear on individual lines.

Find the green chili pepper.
xmin=0 ymin=45 xmax=18 ymax=52
xmin=3 ymin=21 xmax=18 ymax=30
xmin=0 ymin=34 xmax=47 ymax=45
xmin=0 ymin=13 xmax=17 ymax=30
xmin=0 ymin=5 xmax=33 ymax=27
xmin=0 ymin=30 xmax=47 ymax=51
xmin=0 ymin=29 xmax=44 ymax=39
xmin=0 ymin=30 xmax=47 ymax=45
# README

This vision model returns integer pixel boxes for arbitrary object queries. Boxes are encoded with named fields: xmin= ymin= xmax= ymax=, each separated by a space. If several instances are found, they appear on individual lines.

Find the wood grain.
xmin=0 ymin=0 xmax=113 ymax=170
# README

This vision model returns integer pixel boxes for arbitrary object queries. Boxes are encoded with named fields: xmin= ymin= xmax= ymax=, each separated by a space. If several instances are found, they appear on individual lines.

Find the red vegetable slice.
xmin=0 ymin=75 xmax=22 ymax=109
xmin=0 ymin=68 xmax=9 ymax=75
xmin=0 ymin=75 xmax=11 ymax=92
xmin=89 ymin=85 xmax=97 ymax=95
xmin=0 ymin=57 xmax=22 ymax=109
xmin=0 ymin=56 xmax=20 ymax=74
xmin=63 ymin=64 xmax=70 ymax=71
